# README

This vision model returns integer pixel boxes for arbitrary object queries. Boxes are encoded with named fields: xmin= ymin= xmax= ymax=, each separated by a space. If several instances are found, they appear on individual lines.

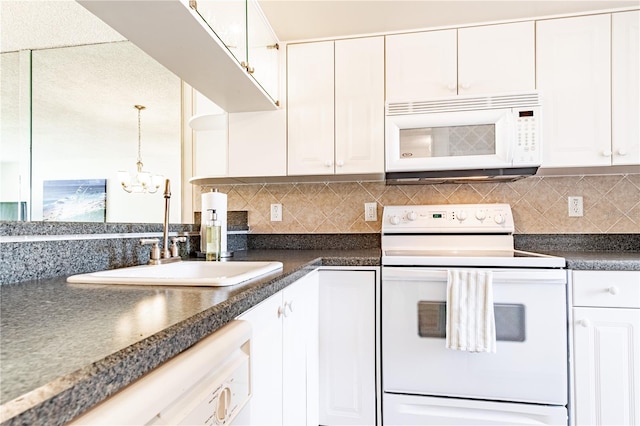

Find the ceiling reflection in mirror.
xmin=0 ymin=1 xmax=183 ymax=224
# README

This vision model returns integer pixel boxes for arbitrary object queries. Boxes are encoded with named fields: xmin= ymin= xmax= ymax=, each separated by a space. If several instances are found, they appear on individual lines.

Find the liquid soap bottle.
xmin=205 ymin=209 xmax=221 ymax=261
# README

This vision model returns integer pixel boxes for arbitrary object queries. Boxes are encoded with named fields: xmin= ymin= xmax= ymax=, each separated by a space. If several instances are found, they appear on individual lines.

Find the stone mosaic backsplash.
xmin=198 ymin=174 xmax=640 ymax=234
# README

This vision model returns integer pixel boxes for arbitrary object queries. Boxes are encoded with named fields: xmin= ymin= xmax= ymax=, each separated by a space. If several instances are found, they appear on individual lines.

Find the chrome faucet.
xmin=162 ymin=178 xmax=171 ymax=258
xmin=140 ymin=178 xmax=186 ymax=265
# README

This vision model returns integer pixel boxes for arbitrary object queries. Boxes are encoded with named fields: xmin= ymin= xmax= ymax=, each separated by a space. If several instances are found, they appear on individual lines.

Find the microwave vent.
xmin=386 ymin=92 xmax=540 ymax=116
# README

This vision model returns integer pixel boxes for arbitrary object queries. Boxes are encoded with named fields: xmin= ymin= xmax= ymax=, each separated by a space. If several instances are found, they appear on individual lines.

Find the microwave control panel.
xmin=513 ymin=107 xmax=540 ymax=165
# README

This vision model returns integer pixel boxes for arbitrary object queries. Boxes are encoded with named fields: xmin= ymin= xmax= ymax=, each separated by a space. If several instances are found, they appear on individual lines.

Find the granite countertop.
xmin=1 ymin=243 xmax=638 ymax=425
xmin=0 ymin=249 xmax=380 ymax=426
xmin=551 ymin=250 xmax=640 ymax=271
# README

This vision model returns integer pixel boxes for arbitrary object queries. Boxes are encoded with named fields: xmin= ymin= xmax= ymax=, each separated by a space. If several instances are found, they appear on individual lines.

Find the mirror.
xmin=0 ymin=1 xmax=183 ymax=223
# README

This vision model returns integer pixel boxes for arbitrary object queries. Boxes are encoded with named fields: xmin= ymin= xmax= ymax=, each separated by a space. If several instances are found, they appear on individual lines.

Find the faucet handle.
xmin=170 ymin=236 xmax=187 ymax=258
xmin=140 ymin=238 xmax=161 ymax=261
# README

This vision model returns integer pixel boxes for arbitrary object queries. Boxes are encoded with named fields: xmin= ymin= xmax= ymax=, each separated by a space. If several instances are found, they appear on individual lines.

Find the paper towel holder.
xmin=199 ymin=188 xmax=233 ymax=258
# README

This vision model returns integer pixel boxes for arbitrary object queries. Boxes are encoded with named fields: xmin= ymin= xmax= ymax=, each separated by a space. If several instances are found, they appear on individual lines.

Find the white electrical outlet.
xmin=364 ymin=202 xmax=377 ymax=221
xmin=270 ymin=203 xmax=282 ymax=222
xmin=568 ymin=196 xmax=584 ymax=217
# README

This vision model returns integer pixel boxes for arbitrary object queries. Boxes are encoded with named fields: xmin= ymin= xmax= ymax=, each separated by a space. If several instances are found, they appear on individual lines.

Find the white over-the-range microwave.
xmin=385 ymin=92 xmax=541 ymax=183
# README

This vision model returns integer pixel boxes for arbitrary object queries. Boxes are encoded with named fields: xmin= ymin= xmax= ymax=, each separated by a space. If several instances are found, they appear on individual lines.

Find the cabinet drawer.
xmin=573 ymin=271 xmax=640 ymax=308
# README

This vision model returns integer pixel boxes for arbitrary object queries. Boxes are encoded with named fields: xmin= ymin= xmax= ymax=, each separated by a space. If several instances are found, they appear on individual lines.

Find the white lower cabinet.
xmin=319 ymin=268 xmax=379 ymax=426
xmin=237 ymin=270 xmax=319 ymax=425
xmin=571 ymin=270 xmax=640 ymax=426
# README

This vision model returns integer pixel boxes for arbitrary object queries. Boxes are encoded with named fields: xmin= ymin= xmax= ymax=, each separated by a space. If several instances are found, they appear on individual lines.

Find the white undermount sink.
xmin=66 ymin=261 xmax=284 ymax=287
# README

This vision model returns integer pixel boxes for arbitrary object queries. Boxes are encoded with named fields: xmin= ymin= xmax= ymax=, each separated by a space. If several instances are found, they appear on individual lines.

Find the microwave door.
xmin=385 ymin=109 xmax=513 ymax=172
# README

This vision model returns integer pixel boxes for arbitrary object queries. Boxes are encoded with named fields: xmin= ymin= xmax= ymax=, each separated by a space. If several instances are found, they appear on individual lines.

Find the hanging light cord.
xmin=135 ymin=104 xmax=145 ymax=171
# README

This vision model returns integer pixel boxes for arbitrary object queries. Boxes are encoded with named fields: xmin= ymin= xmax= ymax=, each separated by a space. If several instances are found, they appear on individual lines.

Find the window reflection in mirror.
xmin=1 ymin=6 xmax=182 ymax=223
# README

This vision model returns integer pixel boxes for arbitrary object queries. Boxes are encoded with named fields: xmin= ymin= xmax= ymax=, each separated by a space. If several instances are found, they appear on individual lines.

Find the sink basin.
xmin=66 ymin=261 xmax=284 ymax=287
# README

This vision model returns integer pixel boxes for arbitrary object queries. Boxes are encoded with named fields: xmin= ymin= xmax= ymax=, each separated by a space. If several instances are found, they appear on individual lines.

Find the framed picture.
xmin=43 ymin=179 xmax=107 ymax=222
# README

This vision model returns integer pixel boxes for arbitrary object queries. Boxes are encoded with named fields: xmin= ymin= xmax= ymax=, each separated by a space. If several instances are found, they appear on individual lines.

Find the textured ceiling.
xmin=0 ymin=1 xmax=125 ymax=53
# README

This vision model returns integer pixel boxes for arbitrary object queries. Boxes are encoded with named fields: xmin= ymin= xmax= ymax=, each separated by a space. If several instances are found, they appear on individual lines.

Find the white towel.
xmin=446 ymin=269 xmax=497 ymax=353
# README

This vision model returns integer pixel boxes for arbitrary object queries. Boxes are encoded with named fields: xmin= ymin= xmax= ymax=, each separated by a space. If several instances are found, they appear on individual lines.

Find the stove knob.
xmin=456 ymin=210 xmax=467 ymax=221
xmin=494 ymin=213 xmax=505 ymax=224
xmin=407 ymin=211 xmax=418 ymax=221
xmin=475 ymin=210 xmax=486 ymax=221
xmin=389 ymin=215 xmax=401 ymax=225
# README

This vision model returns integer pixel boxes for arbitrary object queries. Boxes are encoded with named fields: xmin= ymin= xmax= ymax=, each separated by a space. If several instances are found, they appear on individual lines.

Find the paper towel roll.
xmin=201 ymin=190 xmax=227 ymax=254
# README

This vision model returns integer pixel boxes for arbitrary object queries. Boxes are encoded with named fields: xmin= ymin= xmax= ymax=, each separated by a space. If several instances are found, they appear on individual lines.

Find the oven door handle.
xmin=382 ymin=267 xmax=567 ymax=284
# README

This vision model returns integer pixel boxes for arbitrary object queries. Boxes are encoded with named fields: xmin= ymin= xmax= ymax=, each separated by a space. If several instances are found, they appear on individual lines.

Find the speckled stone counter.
xmin=515 ymin=233 xmax=640 ymax=271
xmin=548 ymin=251 xmax=640 ymax=271
xmin=0 ymin=249 xmax=380 ymax=426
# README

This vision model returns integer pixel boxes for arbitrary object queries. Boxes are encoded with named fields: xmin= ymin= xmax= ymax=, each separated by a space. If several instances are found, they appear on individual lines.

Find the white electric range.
xmin=381 ymin=203 xmax=569 ymax=425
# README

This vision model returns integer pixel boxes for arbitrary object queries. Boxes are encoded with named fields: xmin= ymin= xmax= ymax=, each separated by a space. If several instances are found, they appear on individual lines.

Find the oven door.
xmin=382 ymin=267 xmax=568 ymax=405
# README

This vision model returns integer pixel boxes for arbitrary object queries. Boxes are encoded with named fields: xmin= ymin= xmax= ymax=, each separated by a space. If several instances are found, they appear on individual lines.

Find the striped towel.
xmin=446 ymin=269 xmax=497 ymax=353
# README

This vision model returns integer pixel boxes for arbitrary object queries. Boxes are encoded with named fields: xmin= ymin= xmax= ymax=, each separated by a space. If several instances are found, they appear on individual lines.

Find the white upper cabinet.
xmin=612 ymin=11 xmax=640 ymax=166
xmin=537 ymin=14 xmax=612 ymax=167
xmin=228 ymin=110 xmax=287 ymax=177
xmin=288 ymin=37 xmax=384 ymax=176
xmin=386 ymin=29 xmax=457 ymax=101
xmin=189 ymin=90 xmax=228 ymax=178
xmin=457 ymin=22 xmax=535 ymax=95
xmin=385 ymin=22 xmax=534 ymax=102
xmin=287 ymin=41 xmax=335 ymax=176
xmin=334 ymin=37 xmax=385 ymax=175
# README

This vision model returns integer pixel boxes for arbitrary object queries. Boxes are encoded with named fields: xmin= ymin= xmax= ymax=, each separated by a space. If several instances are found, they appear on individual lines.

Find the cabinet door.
xmin=612 ymin=11 xmax=640 ymax=166
xmin=191 ymin=90 xmax=228 ymax=177
xmin=458 ymin=21 xmax=535 ymax=95
xmin=228 ymin=110 xmax=287 ymax=177
xmin=319 ymin=269 xmax=377 ymax=425
xmin=385 ymin=29 xmax=457 ymax=101
xmin=287 ymin=41 xmax=335 ymax=175
xmin=537 ymin=14 xmax=611 ymax=167
xmin=335 ymin=37 xmax=385 ymax=175
xmin=237 ymin=292 xmax=284 ymax=425
xmin=283 ymin=271 xmax=319 ymax=426
xmin=573 ymin=307 xmax=640 ymax=426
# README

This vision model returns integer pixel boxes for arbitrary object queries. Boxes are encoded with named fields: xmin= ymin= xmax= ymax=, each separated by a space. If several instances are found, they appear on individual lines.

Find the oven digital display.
xmin=431 ymin=213 xmax=444 ymax=219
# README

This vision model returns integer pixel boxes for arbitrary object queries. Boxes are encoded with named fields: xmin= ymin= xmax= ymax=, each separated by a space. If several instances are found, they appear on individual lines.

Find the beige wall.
xmin=198 ymin=174 xmax=640 ymax=234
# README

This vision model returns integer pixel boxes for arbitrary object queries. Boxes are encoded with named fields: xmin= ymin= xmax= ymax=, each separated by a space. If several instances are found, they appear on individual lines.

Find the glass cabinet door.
xmin=247 ymin=0 xmax=279 ymax=102
xmin=192 ymin=0 xmax=248 ymax=66
xmin=191 ymin=0 xmax=279 ymax=104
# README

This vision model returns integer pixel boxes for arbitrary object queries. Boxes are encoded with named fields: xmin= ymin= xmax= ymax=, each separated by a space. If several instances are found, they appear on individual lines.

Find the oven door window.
xmin=417 ymin=302 xmax=525 ymax=342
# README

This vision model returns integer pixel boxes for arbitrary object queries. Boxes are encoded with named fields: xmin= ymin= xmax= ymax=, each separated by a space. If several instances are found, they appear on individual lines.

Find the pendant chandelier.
xmin=117 ymin=105 xmax=163 ymax=194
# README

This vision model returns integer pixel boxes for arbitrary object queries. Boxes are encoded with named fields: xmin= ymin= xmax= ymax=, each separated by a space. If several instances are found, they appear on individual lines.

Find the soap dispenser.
xmin=205 ymin=209 xmax=221 ymax=261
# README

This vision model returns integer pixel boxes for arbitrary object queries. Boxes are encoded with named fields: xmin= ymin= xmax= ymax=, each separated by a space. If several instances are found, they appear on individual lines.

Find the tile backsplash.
xmin=199 ymin=174 xmax=640 ymax=234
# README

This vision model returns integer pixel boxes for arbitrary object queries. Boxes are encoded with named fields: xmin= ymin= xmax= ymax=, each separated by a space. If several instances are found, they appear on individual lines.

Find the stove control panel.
xmin=382 ymin=203 xmax=514 ymax=234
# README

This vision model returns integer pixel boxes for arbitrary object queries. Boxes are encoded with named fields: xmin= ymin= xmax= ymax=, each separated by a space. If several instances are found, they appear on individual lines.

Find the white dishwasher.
xmin=71 ymin=320 xmax=251 ymax=425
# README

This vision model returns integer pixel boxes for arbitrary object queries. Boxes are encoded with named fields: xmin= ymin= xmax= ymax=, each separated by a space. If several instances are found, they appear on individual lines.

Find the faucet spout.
xmin=141 ymin=178 xmax=183 ymax=265
xmin=162 ymin=179 xmax=171 ymax=258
